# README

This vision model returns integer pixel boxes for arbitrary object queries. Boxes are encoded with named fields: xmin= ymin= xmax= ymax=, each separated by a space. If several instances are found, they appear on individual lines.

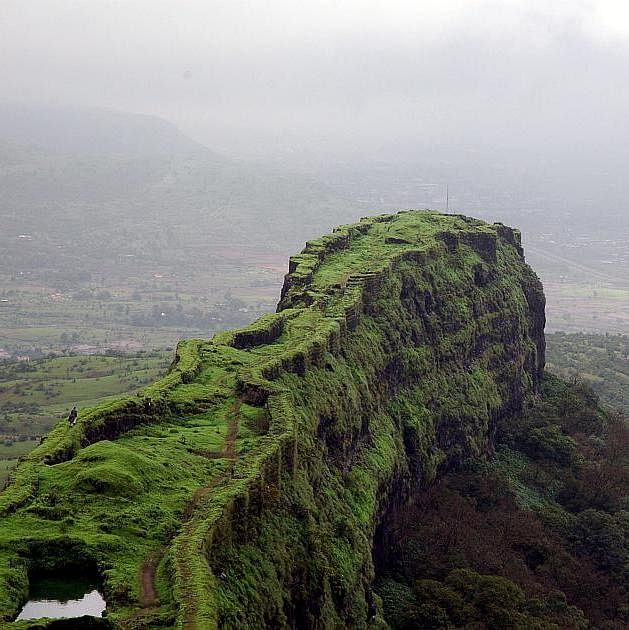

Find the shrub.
xmin=521 ymin=425 xmax=578 ymax=466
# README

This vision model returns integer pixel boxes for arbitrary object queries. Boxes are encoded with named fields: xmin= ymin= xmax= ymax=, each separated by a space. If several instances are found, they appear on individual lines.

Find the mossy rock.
xmin=0 ymin=211 xmax=546 ymax=628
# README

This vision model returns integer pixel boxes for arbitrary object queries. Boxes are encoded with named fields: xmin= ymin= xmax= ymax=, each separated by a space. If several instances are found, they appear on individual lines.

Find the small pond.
xmin=15 ymin=574 xmax=106 ymax=621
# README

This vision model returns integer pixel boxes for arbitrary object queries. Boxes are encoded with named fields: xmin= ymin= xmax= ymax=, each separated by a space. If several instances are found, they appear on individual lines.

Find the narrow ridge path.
xmin=137 ymin=399 xmax=242 ymax=628
xmin=139 ymin=548 xmax=161 ymax=608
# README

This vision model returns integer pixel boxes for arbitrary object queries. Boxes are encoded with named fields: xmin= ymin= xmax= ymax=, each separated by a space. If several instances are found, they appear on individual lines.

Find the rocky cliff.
xmin=0 ymin=211 xmax=545 ymax=629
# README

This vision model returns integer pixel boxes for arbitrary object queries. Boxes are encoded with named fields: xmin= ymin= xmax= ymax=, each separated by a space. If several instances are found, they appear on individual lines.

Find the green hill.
xmin=0 ymin=211 xmax=624 ymax=629
xmin=0 ymin=211 xmax=544 ymax=627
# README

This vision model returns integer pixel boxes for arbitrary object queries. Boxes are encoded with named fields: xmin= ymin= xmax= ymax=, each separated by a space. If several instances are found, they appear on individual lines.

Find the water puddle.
xmin=15 ymin=574 xmax=106 ymax=621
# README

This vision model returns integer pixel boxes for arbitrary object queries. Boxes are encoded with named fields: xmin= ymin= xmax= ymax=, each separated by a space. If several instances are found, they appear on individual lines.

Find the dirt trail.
xmin=179 ymin=399 xmax=241 ymax=628
xmin=139 ymin=550 xmax=160 ymax=608
xmin=186 ymin=400 xmax=241 ymax=462
xmin=224 ymin=400 xmax=241 ymax=463
xmin=120 ymin=548 xmax=163 ymax=627
xmin=138 ymin=399 xmax=242 ymax=627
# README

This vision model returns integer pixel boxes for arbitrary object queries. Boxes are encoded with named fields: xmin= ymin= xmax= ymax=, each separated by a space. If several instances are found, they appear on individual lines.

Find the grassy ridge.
xmin=0 ymin=352 xmax=171 ymax=486
xmin=0 ymin=211 xmax=545 ymax=629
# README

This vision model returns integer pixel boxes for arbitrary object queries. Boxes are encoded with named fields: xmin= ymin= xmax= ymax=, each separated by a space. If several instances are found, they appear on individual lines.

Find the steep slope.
xmin=375 ymin=374 xmax=629 ymax=629
xmin=0 ymin=211 xmax=545 ymax=628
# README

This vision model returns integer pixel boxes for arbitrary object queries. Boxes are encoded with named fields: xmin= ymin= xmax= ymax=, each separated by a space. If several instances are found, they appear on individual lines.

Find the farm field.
xmin=543 ymin=282 xmax=629 ymax=335
xmin=0 ymin=251 xmax=284 ymax=359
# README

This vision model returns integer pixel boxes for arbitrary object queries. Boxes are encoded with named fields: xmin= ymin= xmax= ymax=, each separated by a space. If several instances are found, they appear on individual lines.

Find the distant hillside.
xmin=0 ymin=104 xmax=204 ymax=156
xmin=0 ymin=105 xmax=363 ymax=355
xmin=0 ymin=105 xmax=361 ymax=262
xmin=546 ymin=332 xmax=628 ymax=412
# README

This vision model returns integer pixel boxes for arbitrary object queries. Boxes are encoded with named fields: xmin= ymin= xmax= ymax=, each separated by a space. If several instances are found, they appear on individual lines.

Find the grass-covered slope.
xmin=0 ymin=211 xmax=545 ymax=629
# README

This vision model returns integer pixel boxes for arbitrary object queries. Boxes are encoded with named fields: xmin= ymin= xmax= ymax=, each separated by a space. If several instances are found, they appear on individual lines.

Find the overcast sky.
xmin=2 ymin=1 xmax=629 ymax=160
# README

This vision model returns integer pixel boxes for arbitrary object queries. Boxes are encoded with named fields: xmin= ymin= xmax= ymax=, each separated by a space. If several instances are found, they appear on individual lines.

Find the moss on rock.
xmin=0 ymin=211 xmax=545 ymax=629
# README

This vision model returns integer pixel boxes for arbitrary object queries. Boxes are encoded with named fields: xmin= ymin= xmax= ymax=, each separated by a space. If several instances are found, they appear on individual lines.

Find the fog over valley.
xmin=0 ymin=3 xmax=628 ymax=630
xmin=1 ymin=1 xmax=628 ymax=353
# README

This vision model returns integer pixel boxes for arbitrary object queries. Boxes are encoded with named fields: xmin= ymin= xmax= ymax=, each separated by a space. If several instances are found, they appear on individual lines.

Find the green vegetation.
xmin=375 ymin=374 xmax=628 ymax=629
xmin=0 ymin=211 xmax=546 ymax=628
xmin=546 ymin=331 xmax=628 ymax=411
xmin=0 ymin=352 xmax=171 ymax=487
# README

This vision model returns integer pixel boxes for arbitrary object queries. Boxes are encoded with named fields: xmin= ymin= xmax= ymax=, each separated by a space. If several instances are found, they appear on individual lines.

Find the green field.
xmin=0 ymin=258 xmax=280 ymax=359
xmin=556 ymin=284 xmax=629 ymax=300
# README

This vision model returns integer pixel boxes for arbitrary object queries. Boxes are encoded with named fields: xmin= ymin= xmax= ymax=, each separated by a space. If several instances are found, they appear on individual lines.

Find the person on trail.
xmin=67 ymin=405 xmax=78 ymax=426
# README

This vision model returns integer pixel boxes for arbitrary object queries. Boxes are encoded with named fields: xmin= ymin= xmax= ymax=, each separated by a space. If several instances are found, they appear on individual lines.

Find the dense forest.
xmin=375 ymin=374 xmax=629 ymax=629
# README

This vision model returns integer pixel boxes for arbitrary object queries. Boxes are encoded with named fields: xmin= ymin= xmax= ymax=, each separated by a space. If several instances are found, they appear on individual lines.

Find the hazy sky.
xmin=2 ymin=1 xmax=629 ymax=159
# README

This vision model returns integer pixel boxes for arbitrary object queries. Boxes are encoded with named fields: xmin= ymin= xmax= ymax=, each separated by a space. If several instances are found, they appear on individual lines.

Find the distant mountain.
xmin=0 ymin=105 xmax=362 ymax=275
xmin=0 ymin=103 xmax=204 ymax=156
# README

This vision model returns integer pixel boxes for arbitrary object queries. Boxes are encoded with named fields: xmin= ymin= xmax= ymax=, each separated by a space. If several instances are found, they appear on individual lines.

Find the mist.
xmin=1 ymin=0 xmax=628 ymax=354
xmin=2 ymin=1 xmax=629 ymax=162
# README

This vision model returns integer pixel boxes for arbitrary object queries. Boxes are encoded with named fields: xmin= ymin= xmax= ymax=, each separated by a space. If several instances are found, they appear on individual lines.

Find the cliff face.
xmin=0 ymin=211 xmax=545 ymax=629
